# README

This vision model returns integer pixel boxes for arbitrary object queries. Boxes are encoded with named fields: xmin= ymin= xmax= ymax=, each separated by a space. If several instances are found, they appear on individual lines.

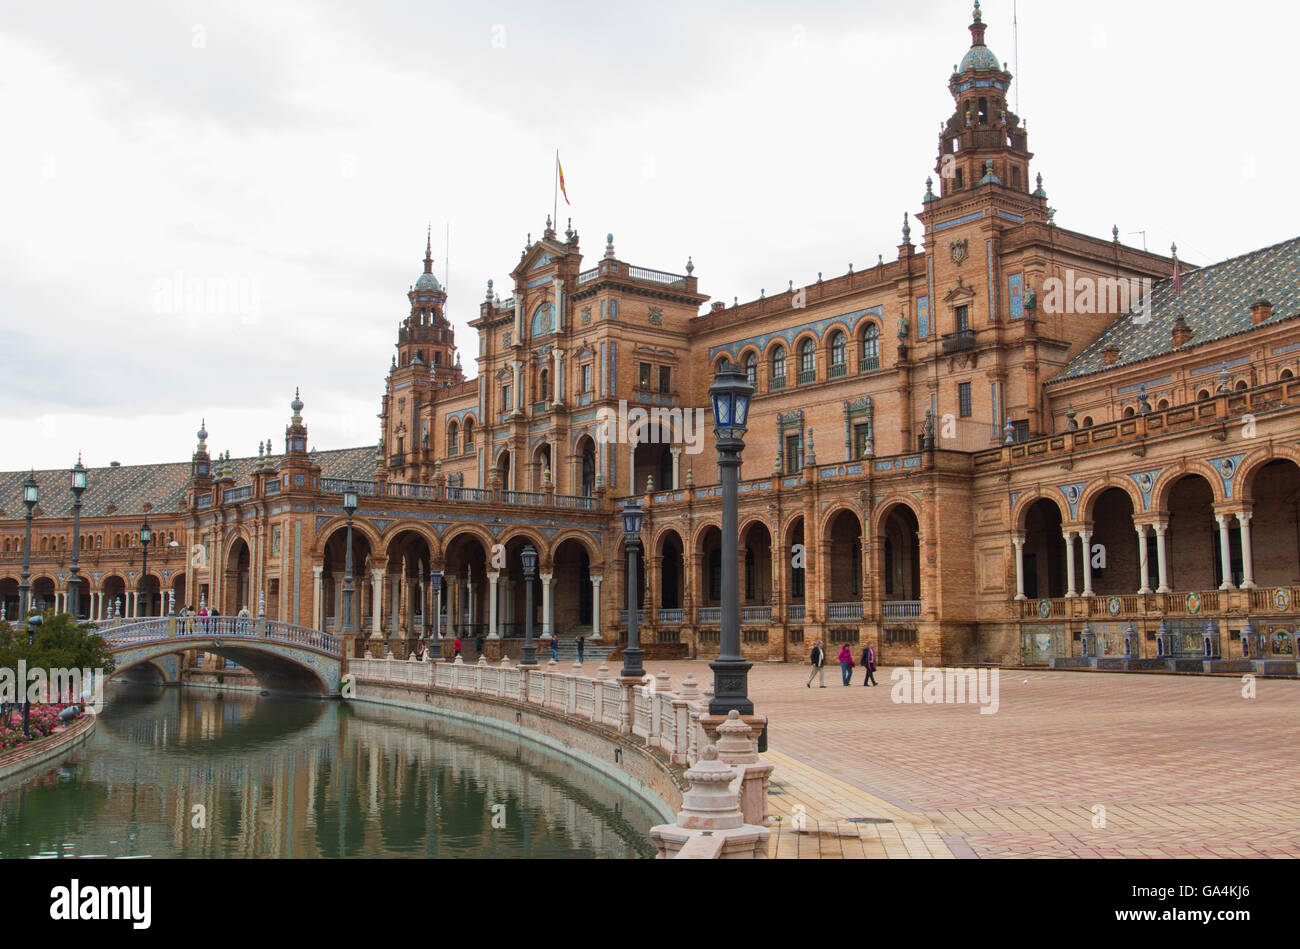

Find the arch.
xmin=1011 ymin=489 xmax=1069 ymax=532
xmin=1235 ymin=379 xmax=1249 ymax=391
xmin=1079 ymin=476 xmax=1143 ymax=523
xmin=1151 ymin=460 xmax=1229 ymax=513
xmin=499 ymin=526 xmax=549 ymax=562
xmin=1087 ymin=486 xmax=1139 ymax=596
xmin=310 ymin=516 xmax=383 ymax=558
xmin=441 ymin=524 xmax=498 ymax=557
xmin=859 ymin=321 xmax=881 ymax=370
xmin=447 ymin=419 xmax=460 ymax=455
xmin=1282 ymin=368 xmax=1295 ymax=380
xmin=741 ymin=349 xmax=759 ymax=387
xmin=711 ymin=353 xmax=732 ymax=374
xmin=1243 ymin=458 xmax=1300 ymax=587
xmin=1165 ymin=472 xmax=1227 ymax=590
xmin=655 ymin=528 xmax=686 ymax=611
xmin=828 ymin=330 xmax=848 ymax=373
xmin=547 ymin=529 xmax=603 ymax=571
xmin=1238 ymin=445 xmax=1300 ymax=500
xmin=694 ymin=524 xmax=723 ymax=609
xmin=551 ymin=536 xmax=595 ymax=630
xmin=1020 ymin=498 xmax=1065 ymax=599
xmin=875 ymin=504 xmax=919 ymax=603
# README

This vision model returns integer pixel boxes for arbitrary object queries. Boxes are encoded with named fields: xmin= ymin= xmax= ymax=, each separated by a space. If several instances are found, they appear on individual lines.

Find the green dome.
xmin=414 ymin=272 xmax=442 ymax=293
xmin=960 ymin=45 xmax=1001 ymax=73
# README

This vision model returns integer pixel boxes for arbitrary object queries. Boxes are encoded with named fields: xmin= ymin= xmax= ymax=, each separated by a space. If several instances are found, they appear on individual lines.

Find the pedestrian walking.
xmin=837 ymin=644 xmax=855 ymax=686
xmin=805 ymin=640 xmax=827 ymax=688
xmin=861 ymin=642 xmax=878 ymax=686
xmin=453 ymin=636 xmax=462 ymax=658
xmin=475 ymin=633 xmax=485 ymax=656
xmin=550 ymin=637 xmax=559 ymax=662
xmin=576 ymin=636 xmax=585 ymax=664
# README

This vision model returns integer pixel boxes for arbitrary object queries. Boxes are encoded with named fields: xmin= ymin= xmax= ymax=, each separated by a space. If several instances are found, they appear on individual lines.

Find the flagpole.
xmin=553 ymin=150 xmax=559 ymax=231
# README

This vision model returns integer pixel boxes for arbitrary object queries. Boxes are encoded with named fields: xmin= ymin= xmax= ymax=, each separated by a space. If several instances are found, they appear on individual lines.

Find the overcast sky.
xmin=1 ymin=0 xmax=1295 ymax=473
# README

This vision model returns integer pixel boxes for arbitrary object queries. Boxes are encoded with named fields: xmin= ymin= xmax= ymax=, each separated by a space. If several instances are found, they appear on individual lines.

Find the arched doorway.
xmin=632 ymin=420 xmax=674 ymax=493
xmin=784 ymin=517 xmax=806 ymax=618
xmin=552 ymin=538 xmax=595 ymax=634
xmin=879 ymin=506 xmax=920 ymax=606
xmin=696 ymin=526 xmax=722 ymax=612
xmin=322 ymin=526 xmax=373 ymax=632
xmin=1166 ymin=475 xmax=1230 ymax=590
xmin=102 ymin=575 xmax=127 ymax=618
xmin=741 ymin=522 xmax=773 ymax=616
xmin=577 ymin=436 xmax=597 ymax=497
xmin=224 ymin=539 xmax=251 ymax=615
xmin=442 ymin=532 xmax=489 ymax=645
xmin=384 ymin=530 xmax=433 ymax=644
xmin=1246 ymin=460 xmax=1300 ymax=587
xmin=1089 ymin=488 xmax=1139 ymax=596
xmin=0 ymin=577 xmax=18 ymax=621
xmin=1022 ymin=499 xmax=1065 ymax=599
xmin=826 ymin=511 xmax=863 ymax=606
xmin=658 ymin=531 xmax=685 ymax=612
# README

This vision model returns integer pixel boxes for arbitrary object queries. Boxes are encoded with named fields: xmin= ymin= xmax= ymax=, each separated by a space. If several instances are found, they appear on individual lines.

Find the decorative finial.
xmin=423 ymin=225 xmax=433 ymax=274
xmin=685 ymin=256 xmax=694 ymax=275
xmin=903 ymin=212 xmax=913 ymax=245
xmin=1171 ymin=242 xmax=1179 ymax=259
xmin=1066 ymin=406 xmax=1078 ymax=431
xmin=924 ymin=177 xmax=935 ymax=202
xmin=605 ymin=233 xmax=615 ymax=258
xmin=1004 ymin=417 xmax=1015 ymax=445
xmin=1138 ymin=384 xmax=1152 ymax=414
xmin=485 ymin=278 xmax=494 ymax=303
xmin=1113 ymin=225 xmax=1120 ymax=243
xmin=973 ymin=0 xmax=982 ymax=23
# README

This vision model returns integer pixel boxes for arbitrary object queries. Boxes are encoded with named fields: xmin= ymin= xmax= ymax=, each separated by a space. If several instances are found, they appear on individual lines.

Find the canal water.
xmin=0 ymin=685 xmax=660 ymax=858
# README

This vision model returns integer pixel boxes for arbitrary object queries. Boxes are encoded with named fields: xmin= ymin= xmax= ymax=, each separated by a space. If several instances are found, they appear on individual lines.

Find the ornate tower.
xmin=936 ymin=1 xmax=1035 ymax=199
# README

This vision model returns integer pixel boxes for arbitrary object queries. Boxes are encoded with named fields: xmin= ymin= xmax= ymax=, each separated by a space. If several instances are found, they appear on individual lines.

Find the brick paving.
xmin=640 ymin=660 xmax=1300 ymax=858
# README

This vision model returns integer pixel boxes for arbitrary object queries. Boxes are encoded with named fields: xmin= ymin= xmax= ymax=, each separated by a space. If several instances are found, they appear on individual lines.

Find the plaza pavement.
xmin=638 ymin=659 xmax=1300 ymax=859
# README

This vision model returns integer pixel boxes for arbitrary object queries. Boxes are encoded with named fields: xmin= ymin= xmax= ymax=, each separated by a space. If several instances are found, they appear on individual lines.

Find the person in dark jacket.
xmin=576 ymin=636 xmax=585 ymax=663
xmin=806 ymin=640 xmax=827 ymax=688
xmin=861 ymin=643 xmax=878 ymax=686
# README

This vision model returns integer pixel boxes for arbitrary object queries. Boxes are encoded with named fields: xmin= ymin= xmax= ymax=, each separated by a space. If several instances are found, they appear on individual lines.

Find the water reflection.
xmin=0 ymin=685 xmax=658 ymax=858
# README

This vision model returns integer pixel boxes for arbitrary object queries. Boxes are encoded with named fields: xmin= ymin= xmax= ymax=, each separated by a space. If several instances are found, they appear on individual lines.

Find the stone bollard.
xmin=679 ymin=673 xmax=699 ymax=701
xmin=656 ymin=669 xmax=672 ymax=694
xmin=453 ymin=655 xmax=464 ymax=665
xmin=596 ymin=662 xmax=610 ymax=680
xmin=499 ymin=656 xmax=513 ymax=668
xmin=571 ymin=661 xmax=584 ymax=676
xmin=478 ymin=655 xmax=488 ymax=665
xmin=715 ymin=710 xmax=774 ymax=828
xmin=648 ymin=745 xmax=769 ymax=859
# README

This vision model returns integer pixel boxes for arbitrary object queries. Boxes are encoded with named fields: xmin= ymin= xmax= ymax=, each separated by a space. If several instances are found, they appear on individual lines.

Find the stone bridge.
xmin=96 ymin=616 xmax=343 ymax=694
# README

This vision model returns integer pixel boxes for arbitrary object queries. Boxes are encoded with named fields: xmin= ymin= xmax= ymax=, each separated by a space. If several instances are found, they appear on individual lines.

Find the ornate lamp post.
xmin=708 ymin=360 xmax=755 ymax=716
xmin=342 ymin=487 xmax=358 ymax=633
xmin=429 ymin=567 xmax=443 ymax=642
xmin=620 ymin=499 xmax=645 ymax=681
xmin=520 ymin=545 xmax=539 ymax=666
xmin=19 ymin=472 xmax=38 ymax=630
xmin=68 ymin=457 xmax=88 ymax=620
xmin=138 ymin=518 xmax=152 ymax=617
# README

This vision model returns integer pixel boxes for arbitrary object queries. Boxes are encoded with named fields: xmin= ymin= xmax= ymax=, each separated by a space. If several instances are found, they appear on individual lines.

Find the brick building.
xmin=3 ymin=3 xmax=1298 ymax=671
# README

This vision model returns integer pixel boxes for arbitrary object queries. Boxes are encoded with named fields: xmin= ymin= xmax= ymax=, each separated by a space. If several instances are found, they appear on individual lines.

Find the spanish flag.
xmin=557 ymin=153 xmax=570 ymax=205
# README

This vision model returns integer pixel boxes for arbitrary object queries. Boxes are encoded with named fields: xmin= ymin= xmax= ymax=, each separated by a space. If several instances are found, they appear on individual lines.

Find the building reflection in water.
xmin=0 ymin=686 xmax=658 ymax=859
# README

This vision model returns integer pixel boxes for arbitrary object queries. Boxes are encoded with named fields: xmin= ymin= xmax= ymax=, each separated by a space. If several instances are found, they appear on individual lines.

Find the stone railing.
xmin=353 ymin=656 xmax=716 ymax=768
xmin=95 ymin=616 xmax=341 ymax=656
xmin=318 ymin=478 xmax=598 ymax=512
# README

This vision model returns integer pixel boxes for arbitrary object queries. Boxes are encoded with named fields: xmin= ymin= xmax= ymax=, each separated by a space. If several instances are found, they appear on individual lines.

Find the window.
xmin=639 ymin=362 xmax=652 ymax=389
xmin=955 ymin=305 xmax=970 ymax=333
xmin=785 ymin=434 xmax=802 ymax=474
xmin=581 ymin=364 xmax=592 ymax=392
xmin=861 ymin=324 xmax=880 ymax=371
xmin=463 ymin=418 xmax=475 ymax=449
xmin=745 ymin=549 xmax=755 ymax=601
xmin=792 ymin=563 xmax=805 ymax=598
xmin=829 ymin=332 xmax=847 ymax=377
xmin=799 ymin=340 xmax=815 ymax=384
xmin=853 ymin=423 xmax=871 ymax=459
xmin=708 ymin=549 xmax=722 ymax=602
xmin=448 ymin=421 xmax=459 ymax=455
xmin=501 ymin=384 xmax=512 ymax=412
xmin=771 ymin=347 xmax=786 ymax=389
xmin=540 ymin=368 xmax=550 ymax=401
xmin=955 ymin=168 xmax=965 ymax=190
xmin=659 ymin=366 xmax=671 ymax=394
xmin=743 ymin=353 xmax=757 ymax=387
xmin=958 ymin=382 xmax=973 ymax=418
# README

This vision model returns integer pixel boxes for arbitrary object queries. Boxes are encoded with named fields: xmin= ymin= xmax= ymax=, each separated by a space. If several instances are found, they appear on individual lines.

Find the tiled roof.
xmin=1054 ymin=235 xmax=1300 ymax=382
xmin=0 ymin=446 xmax=377 ymax=519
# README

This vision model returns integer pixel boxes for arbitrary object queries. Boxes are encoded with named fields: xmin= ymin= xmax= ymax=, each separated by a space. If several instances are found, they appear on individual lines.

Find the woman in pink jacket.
xmin=837 ymin=644 xmax=855 ymax=686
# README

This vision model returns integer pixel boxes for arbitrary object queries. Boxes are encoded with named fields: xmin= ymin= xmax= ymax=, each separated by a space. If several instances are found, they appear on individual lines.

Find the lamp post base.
xmin=520 ymin=644 xmax=538 ymax=667
xmin=708 ymin=657 xmax=754 ymax=717
xmin=619 ymin=646 xmax=644 ymax=682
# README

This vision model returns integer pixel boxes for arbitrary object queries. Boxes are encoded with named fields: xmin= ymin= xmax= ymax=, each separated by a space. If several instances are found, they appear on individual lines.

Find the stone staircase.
xmin=545 ymin=627 xmax=613 ymax=664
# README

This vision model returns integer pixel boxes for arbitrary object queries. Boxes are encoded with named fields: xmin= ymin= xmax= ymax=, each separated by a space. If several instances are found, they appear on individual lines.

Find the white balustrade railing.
xmin=95 ymin=616 xmax=341 ymax=656
xmin=828 ymin=602 xmax=864 ymax=620
xmin=351 ymin=656 xmax=713 ymax=767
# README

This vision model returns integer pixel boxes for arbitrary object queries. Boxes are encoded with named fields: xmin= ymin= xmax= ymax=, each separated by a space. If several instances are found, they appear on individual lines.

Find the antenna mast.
xmin=1013 ymin=0 xmax=1021 ymax=115
xmin=444 ymin=221 xmax=450 ymax=294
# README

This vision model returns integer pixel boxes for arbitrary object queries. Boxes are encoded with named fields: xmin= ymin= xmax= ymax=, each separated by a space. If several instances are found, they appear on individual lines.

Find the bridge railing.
xmin=95 ymin=617 xmax=341 ymax=657
xmin=351 ymin=656 xmax=713 ymax=768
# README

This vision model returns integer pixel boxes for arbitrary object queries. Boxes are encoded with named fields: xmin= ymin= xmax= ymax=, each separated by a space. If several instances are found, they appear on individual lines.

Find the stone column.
xmin=1216 ymin=514 xmax=1236 ymax=590
xmin=370 ymin=568 xmax=384 ymax=638
xmin=467 ymin=575 xmax=476 ymax=627
xmin=552 ymin=349 xmax=564 ymax=407
xmin=540 ymin=573 xmax=553 ymax=639
xmin=1080 ymin=529 xmax=1094 ymax=598
xmin=312 ymin=565 xmax=323 ymax=629
xmin=1012 ymin=534 xmax=1027 ymax=601
xmin=1063 ymin=531 xmax=1078 ymax=598
xmin=591 ymin=575 xmax=603 ymax=640
xmin=670 ymin=448 xmax=682 ymax=490
xmin=1238 ymin=512 xmax=1256 ymax=590
xmin=1154 ymin=521 xmax=1171 ymax=594
xmin=511 ymin=360 xmax=523 ymax=415
xmin=487 ymin=570 xmax=500 ymax=639
xmin=1135 ymin=524 xmax=1152 ymax=595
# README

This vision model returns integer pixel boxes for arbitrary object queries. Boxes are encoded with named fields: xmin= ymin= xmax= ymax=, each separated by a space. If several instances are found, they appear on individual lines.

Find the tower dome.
xmin=958 ymin=2 xmax=1001 ymax=73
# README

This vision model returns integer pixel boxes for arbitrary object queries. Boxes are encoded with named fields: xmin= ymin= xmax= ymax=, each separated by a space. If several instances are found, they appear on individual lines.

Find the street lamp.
xmin=620 ymin=499 xmax=645 ymax=681
xmin=18 ymin=472 xmax=38 ymax=631
xmin=708 ymin=359 xmax=755 ymax=716
xmin=138 ymin=518 xmax=152 ymax=617
xmin=520 ymin=544 xmax=538 ymax=666
xmin=68 ymin=457 xmax=87 ymax=620
xmin=429 ymin=567 xmax=443 ymax=642
xmin=341 ymin=487 xmax=358 ymax=633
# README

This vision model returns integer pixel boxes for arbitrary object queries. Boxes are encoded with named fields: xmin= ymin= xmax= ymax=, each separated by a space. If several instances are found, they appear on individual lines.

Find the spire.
xmin=970 ymin=1 xmax=987 ymax=46
xmin=424 ymin=225 xmax=433 ymax=274
xmin=902 ymin=212 xmax=913 ymax=245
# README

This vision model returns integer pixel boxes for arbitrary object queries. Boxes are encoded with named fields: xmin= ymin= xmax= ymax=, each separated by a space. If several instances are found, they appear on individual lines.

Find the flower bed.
xmin=0 ymin=704 xmax=74 ymax=751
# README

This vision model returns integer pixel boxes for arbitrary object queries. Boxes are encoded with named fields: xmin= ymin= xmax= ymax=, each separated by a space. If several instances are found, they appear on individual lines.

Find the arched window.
xmin=540 ymin=368 xmax=550 ymax=401
xmin=829 ymin=332 xmax=847 ymax=377
xmin=1197 ymin=389 xmax=1212 ymax=401
xmin=799 ymin=340 xmax=815 ymax=384
xmin=743 ymin=353 xmax=757 ymax=387
xmin=860 ymin=324 xmax=880 ymax=372
xmin=463 ymin=418 xmax=475 ymax=449
xmin=1124 ymin=406 xmax=1136 ymax=418
xmin=1082 ymin=417 xmax=1094 ymax=428
xmin=581 ymin=443 xmax=596 ymax=497
xmin=1236 ymin=380 xmax=1249 ymax=391
xmin=1282 ymin=369 xmax=1295 ymax=380
xmin=771 ymin=346 xmax=786 ymax=390
xmin=448 ymin=420 xmax=459 ymax=456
